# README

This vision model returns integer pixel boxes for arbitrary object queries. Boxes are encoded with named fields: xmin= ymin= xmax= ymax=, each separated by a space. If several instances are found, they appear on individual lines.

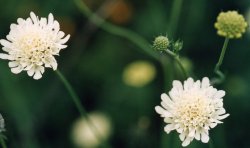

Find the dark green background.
xmin=0 ymin=0 xmax=250 ymax=147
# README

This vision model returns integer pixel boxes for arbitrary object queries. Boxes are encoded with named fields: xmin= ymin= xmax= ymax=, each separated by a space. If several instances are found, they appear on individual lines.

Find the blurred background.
xmin=0 ymin=0 xmax=250 ymax=147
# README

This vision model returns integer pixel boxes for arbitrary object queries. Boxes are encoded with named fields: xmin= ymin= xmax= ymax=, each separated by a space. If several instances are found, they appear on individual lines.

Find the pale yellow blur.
xmin=123 ymin=61 xmax=156 ymax=87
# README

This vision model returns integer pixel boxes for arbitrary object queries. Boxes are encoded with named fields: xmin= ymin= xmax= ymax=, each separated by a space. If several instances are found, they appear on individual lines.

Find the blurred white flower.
xmin=155 ymin=77 xmax=229 ymax=147
xmin=71 ymin=112 xmax=112 ymax=148
xmin=0 ymin=12 xmax=70 ymax=79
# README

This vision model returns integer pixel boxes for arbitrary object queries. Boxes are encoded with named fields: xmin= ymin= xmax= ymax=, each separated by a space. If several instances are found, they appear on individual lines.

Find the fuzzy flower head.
xmin=153 ymin=36 xmax=169 ymax=51
xmin=215 ymin=11 xmax=247 ymax=38
xmin=155 ymin=77 xmax=229 ymax=147
xmin=0 ymin=12 xmax=70 ymax=79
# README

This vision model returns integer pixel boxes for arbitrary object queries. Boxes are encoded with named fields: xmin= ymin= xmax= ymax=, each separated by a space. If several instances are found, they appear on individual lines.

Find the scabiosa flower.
xmin=215 ymin=11 xmax=247 ymax=38
xmin=155 ymin=77 xmax=229 ymax=147
xmin=0 ymin=12 xmax=70 ymax=79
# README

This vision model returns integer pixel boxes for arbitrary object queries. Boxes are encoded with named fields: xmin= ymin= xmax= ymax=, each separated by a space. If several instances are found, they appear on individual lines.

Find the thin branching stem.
xmin=73 ymin=0 xmax=158 ymax=60
xmin=163 ymin=49 xmax=188 ymax=79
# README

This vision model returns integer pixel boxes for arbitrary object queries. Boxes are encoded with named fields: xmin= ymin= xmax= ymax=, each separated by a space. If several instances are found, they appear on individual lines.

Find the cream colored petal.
xmin=201 ymin=132 xmax=209 ymax=143
xmin=202 ymin=77 xmax=210 ymax=88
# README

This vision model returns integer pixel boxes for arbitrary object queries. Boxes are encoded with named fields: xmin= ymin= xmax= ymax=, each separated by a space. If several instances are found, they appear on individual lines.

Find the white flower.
xmin=0 ymin=12 xmax=70 ymax=79
xmin=71 ymin=112 xmax=112 ymax=148
xmin=155 ymin=77 xmax=229 ymax=147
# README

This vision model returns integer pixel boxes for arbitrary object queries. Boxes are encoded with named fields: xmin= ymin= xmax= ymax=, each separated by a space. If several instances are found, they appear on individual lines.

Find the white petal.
xmin=33 ymin=70 xmax=42 ymax=80
xmin=53 ymin=21 xmax=60 ymax=32
xmin=27 ymin=68 xmax=35 ymax=76
xmin=184 ymin=77 xmax=194 ymax=90
xmin=201 ymin=132 xmax=209 ymax=143
xmin=155 ymin=106 xmax=172 ymax=117
xmin=11 ymin=66 xmax=22 ymax=74
xmin=217 ymin=114 xmax=229 ymax=120
xmin=30 ymin=12 xmax=38 ymax=24
xmin=160 ymin=101 xmax=172 ymax=111
xmin=48 ymin=13 xmax=54 ymax=26
xmin=182 ymin=137 xmax=192 ymax=147
xmin=215 ymin=108 xmax=226 ymax=115
xmin=193 ymin=80 xmax=201 ymax=89
xmin=0 ymin=39 xmax=12 ymax=48
xmin=17 ymin=18 xmax=25 ymax=25
xmin=188 ymin=129 xmax=195 ymax=137
xmin=155 ymin=106 xmax=165 ymax=115
xmin=164 ymin=117 xmax=172 ymax=123
xmin=58 ymin=35 xmax=70 ymax=44
xmin=161 ymin=93 xmax=173 ymax=105
xmin=214 ymin=90 xmax=225 ymax=99
xmin=164 ymin=124 xmax=175 ymax=133
xmin=8 ymin=61 xmax=18 ymax=67
xmin=0 ymin=54 xmax=10 ymax=59
xmin=179 ymin=132 xmax=186 ymax=141
xmin=209 ymin=123 xmax=217 ymax=128
xmin=202 ymin=77 xmax=210 ymax=88
xmin=195 ymin=131 xmax=200 ymax=140
xmin=173 ymin=80 xmax=183 ymax=91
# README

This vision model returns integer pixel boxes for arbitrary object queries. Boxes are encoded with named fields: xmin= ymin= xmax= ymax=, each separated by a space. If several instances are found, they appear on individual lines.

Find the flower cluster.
xmin=215 ymin=11 xmax=247 ymax=38
xmin=155 ymin=77 xmax=229 ymax=147
xmin=0 ymin=12 xmax=70 ymax=79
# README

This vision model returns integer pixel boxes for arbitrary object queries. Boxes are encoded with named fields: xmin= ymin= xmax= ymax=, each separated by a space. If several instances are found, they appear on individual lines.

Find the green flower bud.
xmin=215 ymin=11 xmax=247 ymax=39
xmin=153 ymin=36 xmax=169 ymax=51
xmin=172 ymin=40 xmax=183 ymax=53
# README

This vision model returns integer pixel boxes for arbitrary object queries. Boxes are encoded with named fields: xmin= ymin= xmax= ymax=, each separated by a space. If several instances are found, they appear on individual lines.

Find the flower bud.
xmin=153 ymin=36 xmax=169 ymax=51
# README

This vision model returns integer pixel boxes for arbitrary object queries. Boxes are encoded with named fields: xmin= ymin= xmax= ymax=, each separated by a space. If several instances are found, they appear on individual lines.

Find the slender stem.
xmin=215 ymin=38 xmax=230 ymax=72
xmin=0 ymin=135 xmax=7 ymax=148
xmin=55 ymin=70 xmax=110 ymax=148
xmin=163 ymin=49 xmax=188 ymax=79
xmin=161 ymin=56 xmax=174 ymax=91
xmin=213 ymin=38 xmax=230 ymax=84
xmin=168 ymin=0 xmax=184 ymax=38
xmin=55 ymin=70 xmax=86 ymax=116
xmin=73 ymin=0 xmax=158 ymax=60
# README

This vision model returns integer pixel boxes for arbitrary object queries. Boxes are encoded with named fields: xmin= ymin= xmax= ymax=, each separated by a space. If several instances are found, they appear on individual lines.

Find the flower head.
xmin=71 ymin=112 xmax=112 ymax=148
xmin=155 ymin=77 xmax=229 ymax=147
xmin=215 ymin=11 xmax=247 ymax=38
xmin=123 ymin=61 xmax=156 ymax=87
xmin=153 ymin=36 xmax=169 ymax=51
xmin=0 ymin=12 xmax=70 ymax=79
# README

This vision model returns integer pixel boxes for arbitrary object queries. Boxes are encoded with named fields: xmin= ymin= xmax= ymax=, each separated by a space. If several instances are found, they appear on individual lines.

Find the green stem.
xmin=168 ymin=0 xmax=184 ymax=38
xmin=213 ymin=37 xmax=230 ymax=84
xmin=55 ymin=70 xmax=110 ymax=148
xmin=163 ymin=49 xmax=188 ymax=79
xmin=161 ymin=56 xmax=174 ymax=91
xmin=0 ymin=135 xmax=7 ymax=148
xmin=73 ymin=0 xmax=158 ymax=60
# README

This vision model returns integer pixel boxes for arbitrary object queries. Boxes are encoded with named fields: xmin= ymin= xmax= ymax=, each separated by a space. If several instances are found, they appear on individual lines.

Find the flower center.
xmin=175 ymin=94 xmax=214 ymax=128
xmin=14 ymin=30 xmax=53 ymax=66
